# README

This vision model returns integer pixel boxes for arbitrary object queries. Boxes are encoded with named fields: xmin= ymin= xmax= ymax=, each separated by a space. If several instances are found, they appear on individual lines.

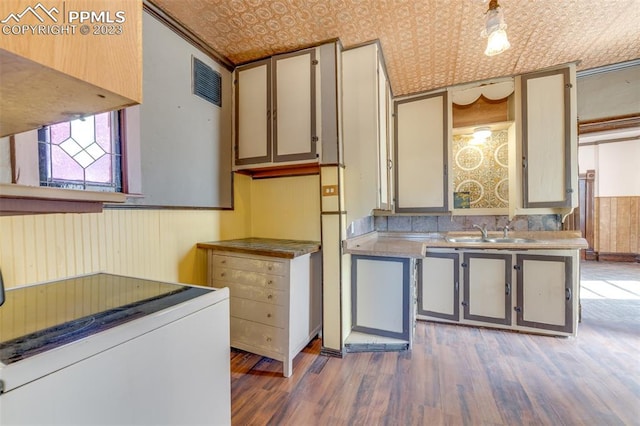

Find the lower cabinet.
xmin=206 ymin=250 xmax=321 ymax=377
xmin=418 ymin=253 xmax=459 ymax=321
xmin=419 ymin=249 xmax=578 ymax=336
xmin=351 ymin=255 xmax=414 ymax=347
xmin=515 ymin=254 xmax=573 ymax=333
xmin=462 ymin=253 xmax=512 ymax=326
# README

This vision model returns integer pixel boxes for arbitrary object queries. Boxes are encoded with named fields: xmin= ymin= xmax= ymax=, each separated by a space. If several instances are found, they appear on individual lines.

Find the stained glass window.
xmin=38 ymin=111 xmax=122 ymax=192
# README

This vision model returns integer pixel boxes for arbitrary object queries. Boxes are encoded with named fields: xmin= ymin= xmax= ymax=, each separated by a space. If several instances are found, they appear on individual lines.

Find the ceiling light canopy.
xmin=482 ymin=0 xmax=511 ymax=56
xmin=472 ymin=126 xmax=492 ymax=144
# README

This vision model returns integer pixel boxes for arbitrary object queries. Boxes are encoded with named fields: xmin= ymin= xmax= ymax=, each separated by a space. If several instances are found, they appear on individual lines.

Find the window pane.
xmin=39 ymin=111 xmax=122 ymax=192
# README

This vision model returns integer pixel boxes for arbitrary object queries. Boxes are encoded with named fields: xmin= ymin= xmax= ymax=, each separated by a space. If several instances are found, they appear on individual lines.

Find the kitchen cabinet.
xmin=420 ymin=247 xmax=579 ymax=336
xmin=462 ymin=252 xmax=512 ymax=325
xmin=515 ymin=254 xmax=573 ymax=333
xmin=350 ymin=255 xmax=414 ymax=347
xmin=342 ymin=41 xmax=393 ymax=215
xmin=235 ymin=48 xmax=318 ymax=167
xmin=0 ymin=0 xmax=142 ymax=137
xmin=516 ymin=65 xmax=578 ymax=210
xmin=206 ymin=249 xmax=321 ymax=377
xmin=394 ymin=91 xmax=449 ymax=212
xmin=417 ymin=252 xmax=459 ymax=321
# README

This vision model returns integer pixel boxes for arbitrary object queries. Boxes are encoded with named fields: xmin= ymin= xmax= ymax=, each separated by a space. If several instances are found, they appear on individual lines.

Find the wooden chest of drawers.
xmin=206 ymin=250 xmax=321 ymax=377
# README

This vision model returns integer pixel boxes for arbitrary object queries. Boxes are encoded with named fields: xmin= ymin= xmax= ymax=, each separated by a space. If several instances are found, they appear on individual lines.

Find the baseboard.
xmin=320 ymin=347 xmax=344 ymax=358
xmin=596 ymin=252 xmax=640 ymax=263
xmin=584 ymin=249 xmax=598 ymax=261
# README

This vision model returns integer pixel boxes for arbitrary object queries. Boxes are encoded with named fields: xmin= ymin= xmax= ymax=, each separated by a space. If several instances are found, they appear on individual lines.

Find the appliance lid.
xmin=0 ymin=273 xmax=212 ymax=365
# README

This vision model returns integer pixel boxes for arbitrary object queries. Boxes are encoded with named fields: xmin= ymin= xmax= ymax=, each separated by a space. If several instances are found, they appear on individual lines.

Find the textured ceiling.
xmin=150 ymin=0 xmax=640 ymax=96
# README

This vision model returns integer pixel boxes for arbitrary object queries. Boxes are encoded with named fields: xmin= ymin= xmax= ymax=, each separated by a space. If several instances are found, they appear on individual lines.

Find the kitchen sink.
xmin=445 ymin=237 xmax=486 ymax=243
xmin=445 ymin=236 xmax=537 ymax=244
xmin=484 ymin=237 xmax=537 ymax=244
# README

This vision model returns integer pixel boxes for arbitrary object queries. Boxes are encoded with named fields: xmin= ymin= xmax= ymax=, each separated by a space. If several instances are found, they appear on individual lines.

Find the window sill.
xmin=0 ymin=183 xmax=126 ymax=215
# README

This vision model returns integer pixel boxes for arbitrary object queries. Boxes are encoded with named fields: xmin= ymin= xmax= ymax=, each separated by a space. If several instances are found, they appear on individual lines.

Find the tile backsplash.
xmin=347 ymin=214 xmax=562 ymax=238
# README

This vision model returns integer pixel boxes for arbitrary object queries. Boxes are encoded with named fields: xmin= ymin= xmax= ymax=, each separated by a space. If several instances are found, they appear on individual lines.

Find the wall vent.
xmin=193 ymin=57 xmax=222 ymax=107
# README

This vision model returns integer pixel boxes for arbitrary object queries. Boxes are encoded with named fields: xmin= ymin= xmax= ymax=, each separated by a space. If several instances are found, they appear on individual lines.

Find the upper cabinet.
xmin=234 ymin=43 xmax=339 ymax=170
xmin=518 ymin=66 xmax=577 ymax=209
xmin=0 ymin=0 xmax=142 ymax=137
xmin=342 ymin=42 xmax=393 ymax=218
xmin=394 ymin=91 xmax=448 ymax=213
xmin=390 ymin=64 xmax=577 ymax=217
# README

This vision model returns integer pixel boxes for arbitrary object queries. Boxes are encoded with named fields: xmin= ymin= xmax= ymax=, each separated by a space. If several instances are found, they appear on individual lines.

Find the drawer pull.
xmin=266 ymin=337 xmax=272 ymax=342
xmin=268 ymin=266 xmax=273 ymax=271
xmin=267 ymin=280 xmax=273 ymax=285
xmin=221 ymin=260 xmax=226 ymax=264
xmin=220 ymin=272 xmax=226 ymax=277
xmin=267 ymin=294 xmax=273 ymax=299
xmin=267 ymin=313 xmax=272 ymax=318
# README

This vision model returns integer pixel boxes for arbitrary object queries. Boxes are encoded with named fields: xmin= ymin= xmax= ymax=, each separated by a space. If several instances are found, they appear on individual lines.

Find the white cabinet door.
xmin=377 ymin=55 xmax=392 ymax=210
xmin=462 ymin=253 xmax=512 ymax=325
xmin=418 ymin=253 xmax=459 ymax=321
xmin=515 ymin=254 xmax=574 ymax=334
xmin=235 ymin=59 xmax=271 ymax=165
xmin=521 ymin=67 xmax=575 ymax=208
xmin=273 ymin=49 xmax=317 ymax=162
xmin=352 ymin=255 xmax=411 ymax=341
xmin=394 ymin=92 xmax=448 ymax=212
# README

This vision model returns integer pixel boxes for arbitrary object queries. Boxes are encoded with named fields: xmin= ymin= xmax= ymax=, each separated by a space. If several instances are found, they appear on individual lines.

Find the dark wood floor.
xmin=230 ymin=261 xmax=640 ymax=425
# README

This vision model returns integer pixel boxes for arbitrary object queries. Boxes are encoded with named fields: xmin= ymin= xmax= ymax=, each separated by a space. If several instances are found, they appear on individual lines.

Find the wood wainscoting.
xmin=595 ymin=196 xmax=640 ymax=262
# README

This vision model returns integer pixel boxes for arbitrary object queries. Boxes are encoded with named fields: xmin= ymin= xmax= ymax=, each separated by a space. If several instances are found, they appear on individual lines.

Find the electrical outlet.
xmin=322 ymin=185 xmax=339 ymax=196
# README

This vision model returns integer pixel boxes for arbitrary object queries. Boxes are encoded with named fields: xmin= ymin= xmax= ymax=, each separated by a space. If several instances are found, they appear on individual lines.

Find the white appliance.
xmin=0 ymin=273 xmax=230 ymax=426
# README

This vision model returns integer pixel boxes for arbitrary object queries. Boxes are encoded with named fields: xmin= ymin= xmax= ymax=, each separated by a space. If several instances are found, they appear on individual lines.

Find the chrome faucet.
xmin=473 ymin=223 xmax=488 ymax=240
xmin=502 ymin=223 xmax=511 ymax=238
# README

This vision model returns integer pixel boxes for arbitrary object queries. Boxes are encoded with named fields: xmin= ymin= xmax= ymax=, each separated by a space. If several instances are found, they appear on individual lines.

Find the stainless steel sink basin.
xmin=484 ymin=238 xmax=537 ymax=244
xmin=445 ymin=236 xmax=537 ymax=244
xmin=445 ymin=237 xmax=485 ymax=243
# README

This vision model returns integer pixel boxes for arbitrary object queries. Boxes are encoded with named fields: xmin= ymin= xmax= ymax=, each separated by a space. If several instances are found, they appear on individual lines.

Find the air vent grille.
xmin=193 ymin=57 xmax=221 ymax=107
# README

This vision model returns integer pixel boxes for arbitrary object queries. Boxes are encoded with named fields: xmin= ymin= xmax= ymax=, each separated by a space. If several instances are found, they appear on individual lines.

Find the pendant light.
xmin=482 ymin=0 xmax=511 ymax=56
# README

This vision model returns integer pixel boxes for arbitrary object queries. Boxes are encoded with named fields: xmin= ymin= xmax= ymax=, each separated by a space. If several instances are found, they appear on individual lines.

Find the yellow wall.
xmin=0 ymin=173 xmax=323 ymax=290
xmin=0 ymin=174 xmax=252 ymax=289
xmin=250 ymin=175 xmax=321 ymax=241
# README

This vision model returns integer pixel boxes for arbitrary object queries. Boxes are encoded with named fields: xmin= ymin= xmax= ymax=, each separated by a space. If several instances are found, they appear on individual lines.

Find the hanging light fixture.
xmin=481 ymin=0 xmax=511 ymax=56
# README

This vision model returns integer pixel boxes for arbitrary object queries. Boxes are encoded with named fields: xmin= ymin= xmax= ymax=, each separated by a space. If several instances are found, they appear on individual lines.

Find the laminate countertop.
xmin=343 ymin=231 xmax=588 ymax=258
xmin=197 ymin=238 xmax=321 ymax=259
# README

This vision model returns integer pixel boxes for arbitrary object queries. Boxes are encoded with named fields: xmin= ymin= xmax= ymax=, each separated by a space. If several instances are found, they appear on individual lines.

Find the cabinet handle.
xmin=267 ymin=313 xmax=272 ymax=318
xmin=267 ymin=280 xmax=273 ymax=285
xmin=220 ymin=272 xmax=226 ymax=277
xmin=267 ymin=294 xmax=273 ymax=299
xmin=221 ymin=260 xmax=226 ymax=264
xmin=505 ymin=283 xmax=511 ymax=295
xmin=566 ymin=287 xmax=572 ymax=301
xmin=461 ymin=301 xmax=468 ymax=306
xmin=268 ymin=266 xmax=273 ymax=271
xmin=514 ymin=306 xmax=522 ymax=313
xmin=514 ymin=264 xmax=522 ymax=271
xmin=266 ymin=337 xmax=272 ymax=342
xmin=455 ymin=281 xmax=459 ymax=292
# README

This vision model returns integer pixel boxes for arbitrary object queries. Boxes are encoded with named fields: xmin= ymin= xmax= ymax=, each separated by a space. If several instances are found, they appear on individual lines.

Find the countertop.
xmin=343 ymin=231 xmax=588 ymax=258
xmin=197 ymin=238 xmax=321 ymax=259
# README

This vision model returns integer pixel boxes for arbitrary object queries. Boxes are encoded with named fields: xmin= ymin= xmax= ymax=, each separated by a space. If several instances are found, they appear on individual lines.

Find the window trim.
xmin=0 ymin=107 xmax=140 ymax=215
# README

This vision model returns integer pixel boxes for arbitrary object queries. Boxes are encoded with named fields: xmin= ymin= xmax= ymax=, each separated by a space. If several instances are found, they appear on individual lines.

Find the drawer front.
xmin=225 ymin=282 xmax=287 ymax=306
xmin=231 ymin=298 xmax=286 ymax=328
xmin=214 ymin=268 xmax=287 ymax=290
xmin=231 ymin=317 xmax=285 ymax=354
xmin=211 ymin=254 xmax=286 ymax=276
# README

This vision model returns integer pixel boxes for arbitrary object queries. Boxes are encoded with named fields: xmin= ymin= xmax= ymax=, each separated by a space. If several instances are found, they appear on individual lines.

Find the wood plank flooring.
xmin=230 ymin=261 xmax=640 ymax=425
